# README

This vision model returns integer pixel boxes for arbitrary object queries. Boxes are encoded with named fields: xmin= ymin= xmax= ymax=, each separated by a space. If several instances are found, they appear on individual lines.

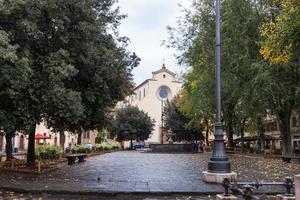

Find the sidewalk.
xmin=0 ymin=151 xmax=27 ymax=161
xmin=0 ymin=151 xmax=297 ymax=195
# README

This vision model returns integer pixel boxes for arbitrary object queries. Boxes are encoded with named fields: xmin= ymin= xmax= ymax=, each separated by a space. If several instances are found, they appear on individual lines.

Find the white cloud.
xmin=117 ymin=0 xmax=192 ymax=85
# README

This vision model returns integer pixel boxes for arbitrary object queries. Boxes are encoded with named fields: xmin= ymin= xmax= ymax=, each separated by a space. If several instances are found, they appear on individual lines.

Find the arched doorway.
xmin=19 ymin=135 xmax=25 ymax=151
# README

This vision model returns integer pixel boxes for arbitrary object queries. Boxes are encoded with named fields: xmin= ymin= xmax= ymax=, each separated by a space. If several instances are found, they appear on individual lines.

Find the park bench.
xmin=281 ymin=155 xmax=300 ymax=163
xmin=65 ymin=154 xmax=87 ymax=165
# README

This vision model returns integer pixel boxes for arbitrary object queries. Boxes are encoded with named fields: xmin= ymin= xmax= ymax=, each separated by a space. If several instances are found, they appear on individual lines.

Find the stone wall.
xmin=150 ymin=144 xmax=192 ymax=152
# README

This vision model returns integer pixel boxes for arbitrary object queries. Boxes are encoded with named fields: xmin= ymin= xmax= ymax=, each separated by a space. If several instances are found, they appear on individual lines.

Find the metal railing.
xmin=222 ymin=177 xmax=294 ymax=200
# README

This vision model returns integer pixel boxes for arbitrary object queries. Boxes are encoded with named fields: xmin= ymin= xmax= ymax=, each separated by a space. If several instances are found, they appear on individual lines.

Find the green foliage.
xmin=168 ymin=0 xmax=299 ymax=156
xmin=95 ymin=129 xmax=109 ymax=144
xmin=71 ymin=145 xmax=92 ymax=154
xmin=35 ymin=145 xmax=61 ymax=160
xmin=113 ymin=105 xmax=155 ymax=142
xmin=0 ymin=0 xmax=139 ymax=164
xmin=164 ymin=97 xmax=203 ymax=142
xmin=95 ymin=142 xmax=120 ymax=151
xmin=260 ymin=0 xmax=300 ymax=63
xmin=167 ymin=0 xmax=265 ymax=147
xmin=264 ymin=149 xmax=274 ymax=155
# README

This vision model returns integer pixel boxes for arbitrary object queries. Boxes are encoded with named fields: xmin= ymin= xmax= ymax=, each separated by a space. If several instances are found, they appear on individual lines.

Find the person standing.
xmin=199 ymin=141 xmax=205 ymax=153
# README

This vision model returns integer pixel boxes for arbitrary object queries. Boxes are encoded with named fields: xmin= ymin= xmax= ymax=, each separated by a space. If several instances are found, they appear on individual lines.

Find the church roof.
xmin=133 ymin=79 xmax=156 ymax=91
xmin=152 ymin=64 xmax=176 ymax=76
xmin=132 ymin=64 xmax=177 ymax=91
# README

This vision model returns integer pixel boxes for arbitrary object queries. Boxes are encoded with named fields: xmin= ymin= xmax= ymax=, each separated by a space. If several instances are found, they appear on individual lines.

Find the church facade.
xmin=118 ymin=65 xmax=182 ymax=143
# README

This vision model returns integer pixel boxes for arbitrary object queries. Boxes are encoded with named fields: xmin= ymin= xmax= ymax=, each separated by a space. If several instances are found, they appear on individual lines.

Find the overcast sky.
xmin=117 ymin=0 xmax=192 ymax=85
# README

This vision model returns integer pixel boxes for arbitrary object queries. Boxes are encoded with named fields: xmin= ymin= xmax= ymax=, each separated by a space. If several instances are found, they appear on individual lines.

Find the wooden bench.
xmin=65 ymin=154 xmax=87 ymax=165
xmin=281 ymin=155 xmax=300 ymax=163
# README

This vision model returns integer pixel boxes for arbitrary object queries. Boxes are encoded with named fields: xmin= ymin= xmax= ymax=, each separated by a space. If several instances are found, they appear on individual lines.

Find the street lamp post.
xmin=207 ymin=0 xmax=231 ymax=173
xmin=161 ymin=99 xmax=164 ymax=144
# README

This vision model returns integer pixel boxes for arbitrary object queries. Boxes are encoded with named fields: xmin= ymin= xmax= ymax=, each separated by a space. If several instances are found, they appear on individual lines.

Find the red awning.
xmin=35 ymin=134 xmax=51 ymax=140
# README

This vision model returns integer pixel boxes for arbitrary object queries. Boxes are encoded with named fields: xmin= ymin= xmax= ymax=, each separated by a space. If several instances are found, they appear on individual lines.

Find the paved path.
xmin=0 ymin=151 xmax=299 ymax=194
xmin=0 ymin=189 xmax=217 ymax=200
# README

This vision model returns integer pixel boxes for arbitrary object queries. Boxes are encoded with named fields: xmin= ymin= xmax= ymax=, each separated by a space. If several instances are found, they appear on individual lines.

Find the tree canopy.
xmin=167 ymin=0 xmax=300 ymax=155
xmin=260 ymin=0 xmax=300 ymax=63
xmin=0 ymin=0 xmax=139 ymax=164
xmin=113 ymin=105 xmax=155 ymax=148
xmin=164 ymin=97 xmax=204 ymax=142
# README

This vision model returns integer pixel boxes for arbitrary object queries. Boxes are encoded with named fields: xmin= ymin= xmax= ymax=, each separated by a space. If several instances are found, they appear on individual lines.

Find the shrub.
xmin=71 ymin=145 xmax=92 ymax=154
xmin=95 ymin=142 xmax=121 ymax=152
xmin=264 ymin=149 xmax=274 ymax=155
xmin=35 ymin=145 xmax=61 ymax=160
xmin=95 ymin=143 xmax=104 ymax=151
xmin=95 ymin=129 xmax=109 ymax=144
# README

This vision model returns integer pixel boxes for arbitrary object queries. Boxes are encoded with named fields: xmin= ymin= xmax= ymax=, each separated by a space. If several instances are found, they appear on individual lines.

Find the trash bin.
xmin=65 ymin=147 xmax=70 ymax=153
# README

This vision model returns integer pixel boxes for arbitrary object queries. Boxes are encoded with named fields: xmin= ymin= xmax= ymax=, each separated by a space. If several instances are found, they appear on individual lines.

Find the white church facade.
xmin=118 ymin=65 xmax=182 ymax=144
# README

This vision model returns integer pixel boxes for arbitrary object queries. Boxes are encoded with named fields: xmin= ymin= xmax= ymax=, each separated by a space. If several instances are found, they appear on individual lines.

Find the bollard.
xmin=276 ymin=177 xmax=295 ymax=200
xmin=284 ymin=177 xmax=294 ymax=196
xmin=216 ymin=178 xmax=238 ymax=200
xmin=242 ymin=184 xmax=260 ymax=200
xmin=223 ymin=178 xmax=230 ymax=196
xmin=295 ymin=175 xmax=300 ymax=199
xmin=38 ymin=160 xmax=41 ymax=173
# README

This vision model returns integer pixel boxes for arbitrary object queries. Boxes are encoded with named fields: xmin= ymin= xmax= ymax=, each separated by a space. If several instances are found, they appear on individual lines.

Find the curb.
xmin=0 ymin=185 xmax=284 ymax=196
xmin=0 ymin=186 xmax=221 ymax=196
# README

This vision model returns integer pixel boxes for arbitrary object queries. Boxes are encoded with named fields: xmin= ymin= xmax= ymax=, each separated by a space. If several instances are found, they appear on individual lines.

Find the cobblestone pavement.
xmin=0 ymin=189 xmax=216 ymax=200
xmin=0 ymin=151 xmax=299 ymax=194
xmin=0 ymin=190 xmax=279 ymax=200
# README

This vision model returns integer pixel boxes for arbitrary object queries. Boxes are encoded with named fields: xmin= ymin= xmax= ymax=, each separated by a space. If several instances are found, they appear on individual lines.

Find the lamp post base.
xmin=208 ymin=159 xmax=231 ymax=173
xmin=202 ymin=171 xmax=237 ymax=184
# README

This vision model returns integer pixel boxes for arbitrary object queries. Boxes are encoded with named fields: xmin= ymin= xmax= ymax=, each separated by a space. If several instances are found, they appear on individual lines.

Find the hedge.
xmin=96 ymin=142 xmax=121 ymax=152
xmin=35 ymin=145 xmax=61 ymax=160
xmin=71 ymin=145 xmax=92 ymax=154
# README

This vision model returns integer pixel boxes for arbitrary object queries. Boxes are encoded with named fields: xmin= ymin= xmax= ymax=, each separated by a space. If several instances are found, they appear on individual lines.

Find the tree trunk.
xmin=239 ymin=118 xmax=246 ymax=152
xmin=256 ymin=117 xmax=265 ymax=151
xmin=77 ymin=132 xmax=82 ymax=145
xmin=241 ymin=129 xmax=245 ymax=152
xmin=205 ymin=120 xmax=209 ymax=146
xmin=5 ymin=134 xmax=13 ymax=161
xmin=278 ymin=111 xmax=292 ymax=156
xmin=130 ymin=138 xmax=133 ymax=149
xmin=59 ymin=129 xmax=65 ymax=152
xmin=26 ymin=129 xmax=36 ymax=168
xmin=226 ymin=114 xmax=234 ymax=148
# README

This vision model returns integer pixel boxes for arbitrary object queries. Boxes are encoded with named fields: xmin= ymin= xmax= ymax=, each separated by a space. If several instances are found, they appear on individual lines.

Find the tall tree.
xmin=113 ymin=105 xmax=155 ymax=149
xmin=259 ymin=0 xmax=300 ymax=155
xmin=251 ymin=62 xmax=300 ymax=155
xmin=167 ymin=0 xmax=264 ymax=147
xmin=0 ymin=30 xmax=31 ymax=160
xmin=0 ymin=0 xmax=138 ymax=166
xmin=164 ymin=97 xmax=204 ymax=142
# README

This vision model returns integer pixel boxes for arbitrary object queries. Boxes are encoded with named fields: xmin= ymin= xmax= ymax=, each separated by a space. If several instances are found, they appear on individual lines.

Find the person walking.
xmin=199 ymin=141 xmax=205 ymax=153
